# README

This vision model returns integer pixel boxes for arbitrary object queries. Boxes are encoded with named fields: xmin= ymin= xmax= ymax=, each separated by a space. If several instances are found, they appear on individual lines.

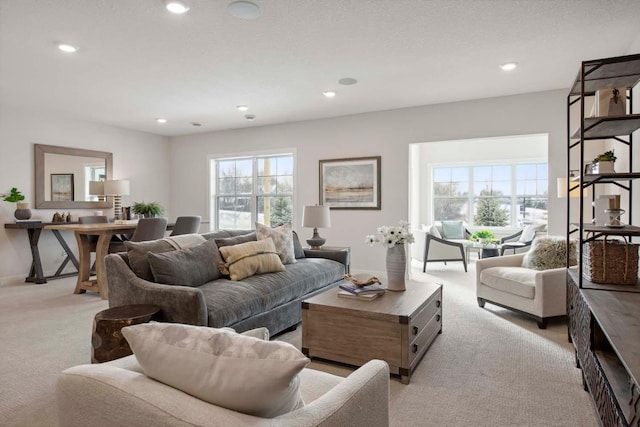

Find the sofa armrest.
xmin=57 ymin=359 xmax=390 ymax=427
xmin=534 ymin=267 xmax=568 ymax=317
xmin=105 ymin=254 xmax=208 ymax=326
xmin=303 ymin=249 xmax=349 ymax=273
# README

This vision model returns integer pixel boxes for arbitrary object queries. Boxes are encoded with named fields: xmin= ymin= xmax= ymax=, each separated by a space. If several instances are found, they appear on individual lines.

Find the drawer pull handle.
xmin=412 ymin=326 xmax=419 ymax=335
xmin=436 ymin=314 xmax=441 ymax=322
xmin=436 ymin=300 xmax=441 ymax=308
xmin=412 ymin=344 xmax=418 ymax=353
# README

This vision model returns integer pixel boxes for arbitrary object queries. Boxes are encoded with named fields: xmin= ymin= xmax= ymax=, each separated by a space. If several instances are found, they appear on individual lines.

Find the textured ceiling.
xmin=1 ymin=0 xmax=640 ymax=137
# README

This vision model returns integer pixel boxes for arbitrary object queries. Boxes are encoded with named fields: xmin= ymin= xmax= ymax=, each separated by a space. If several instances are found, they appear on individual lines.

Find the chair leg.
xmin=477 ymin=297 xmax=485 ymax=308
xmin=459 ymin=246 xmax=467 ymax=272
xmin=537 ymin=318 xmax=547 ymax=329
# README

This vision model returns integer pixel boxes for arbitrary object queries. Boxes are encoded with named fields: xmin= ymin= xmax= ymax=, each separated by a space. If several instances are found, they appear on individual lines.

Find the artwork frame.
xmin=51 ymin=173 xmax=74 ymax=202
xmin=319 ymin=156 xmax=381 ymax=210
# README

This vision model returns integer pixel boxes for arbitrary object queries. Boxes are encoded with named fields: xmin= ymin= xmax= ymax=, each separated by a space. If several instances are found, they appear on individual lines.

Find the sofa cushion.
xmin=202 ymin=257 xmax=345 ymax=328
xmin=256 ymin=222 xmax=296 ymax=264
xmin=219 ymin=238 xmax=286 ymax=281
xmin=522 ymin=236 xmax=577 ymax=270
xmin=213 ymin=232 xmax=257 ymax=249
xmin=147 ymin=239 xmax=223 ymax=287
xmin=124 ymin=240 xmax=175 ymax=281
xmin=121 ymin=323 xmax=309 ymax=418
xmin=480 ymin=267 xmax=536 ymax=299
xmin=292 ymin=231 xmax=305 ymax=259
xmin=441 ymin=221 xmax=465 ymax=239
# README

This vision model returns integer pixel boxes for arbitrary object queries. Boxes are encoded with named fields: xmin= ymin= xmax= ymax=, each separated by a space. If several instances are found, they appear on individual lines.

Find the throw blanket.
xmin=163 ymin=234 xmax=206 ymax=250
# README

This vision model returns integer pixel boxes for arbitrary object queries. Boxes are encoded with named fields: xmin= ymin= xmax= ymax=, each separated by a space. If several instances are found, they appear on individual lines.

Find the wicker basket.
xmin=583 ymin=239 xmax=639 ymax=285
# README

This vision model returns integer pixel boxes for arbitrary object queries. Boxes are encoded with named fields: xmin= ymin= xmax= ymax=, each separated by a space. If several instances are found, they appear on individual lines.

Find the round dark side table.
xmin=91 ymin=304 xmax=162 ymax=363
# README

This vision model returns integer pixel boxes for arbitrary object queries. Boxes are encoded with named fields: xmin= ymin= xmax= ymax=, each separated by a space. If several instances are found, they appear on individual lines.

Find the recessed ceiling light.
xmin=338 ymin=78 xmax=358 ymax=86
xmin=500 ymin=62 xmax=517 ymax=71
xmin=58 ymin=44 xmax=78 ymax=53
xmin=165 ymin=0 xmax=190 ymax=14
xmin=245 ymin=114 xmax=256 ymax=120
xmin=237 ymin=105 xmax=249 ymax=112
xmin=227 ymin=1 xmax=261 ymax=20
xmin=156 ymin=118 xmax=167 ymax=124
xmin=323 ymin=91 xmax=336 ymax=98
xmin=192 ymin=122 xmax=202 ymax=127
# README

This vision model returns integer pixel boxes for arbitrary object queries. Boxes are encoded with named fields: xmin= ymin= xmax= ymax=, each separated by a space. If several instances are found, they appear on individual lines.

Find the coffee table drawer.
xmin=409 ymin=310 xmax=441 ymax=366
xmin=409 ymin=288 xmax=442 ymax=338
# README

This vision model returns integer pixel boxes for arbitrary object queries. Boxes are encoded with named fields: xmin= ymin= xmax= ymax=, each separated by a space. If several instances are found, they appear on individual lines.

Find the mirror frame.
xmin=35 ymin=144 xmax=113 ymax=209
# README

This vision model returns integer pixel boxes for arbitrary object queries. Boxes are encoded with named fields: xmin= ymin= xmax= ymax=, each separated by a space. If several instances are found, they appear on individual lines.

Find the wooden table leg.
xmin=26 ymin=228 xmax=46 ymax=284
xmin=95 ymin=231 xmax=112 ymax=300
xmin=74 ymin=233 xmax=91 ymax=294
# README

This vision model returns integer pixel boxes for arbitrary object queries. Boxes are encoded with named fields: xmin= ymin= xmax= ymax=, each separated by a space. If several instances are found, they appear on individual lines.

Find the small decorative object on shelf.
xmin=591 ymin=150 xmax=617 ymax=174
xmin=342 ymin=273 xmax=381 ymax=287
xmin=366 ymin=221 xmax=414 ymax=292
xmin=1 ymin=187 xmax=31 ymax=220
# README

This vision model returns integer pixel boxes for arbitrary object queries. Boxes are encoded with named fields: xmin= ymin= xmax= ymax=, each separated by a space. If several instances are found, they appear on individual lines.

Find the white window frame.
xmin=208 ymin=148 xmax=297 ymax=231
xmin=430 ymin=159 xmax=548 ymax=228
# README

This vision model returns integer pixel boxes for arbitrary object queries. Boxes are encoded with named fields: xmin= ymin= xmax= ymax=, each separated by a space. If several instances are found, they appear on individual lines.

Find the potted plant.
xmin=1 ymin=187 xmax=32 ymax=220
xmin=132 ymin=201 xmax=164 ymax=218
xmin=470 ymin=229 xmax=497 ymax=245
xmin=592 ymin=150 xmax=617 ymax=174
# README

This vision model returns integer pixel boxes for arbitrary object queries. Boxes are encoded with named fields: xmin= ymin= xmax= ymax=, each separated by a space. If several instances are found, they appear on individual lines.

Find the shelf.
xmin=571 ymin=224 xmax=640 ymax=237
xmin=568 ymin=269 xmax=640 ymax=292
xmin=571 ymin=114 xmax=640 ymax=139
xmin=569 ymin=54 xmax=640 ymax=95
xmin=580 ymin=172 xmax=640 ymax=185
xmin=594 ymin=350 xmax=633 ymax=423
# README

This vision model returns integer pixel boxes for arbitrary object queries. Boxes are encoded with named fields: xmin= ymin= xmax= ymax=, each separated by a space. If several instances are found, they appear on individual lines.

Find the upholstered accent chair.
xmin=411 ymin=221 xmax=471 ymax=272
xmin=109 ymin=217 xmax=168 ymax=252
xmin=476 ymin=250 xmax=567 ymax=329
xmin=170 ymin=215 xmax=202 ymax=236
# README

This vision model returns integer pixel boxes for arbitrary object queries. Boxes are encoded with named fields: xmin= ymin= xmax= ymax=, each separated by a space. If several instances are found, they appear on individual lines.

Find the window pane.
xmin=433 ymin=182 xmax=452 ymax=196
xmin=237 ymin=177 xmax=252 ymax=194
xmin=492 ymin=166 xmax=510 ymax=180
xmin=516 ymin=164 xmax=536 ymax=179
xmin=517 ymin=197 xmax=548 ymax=224
xmin=217 ymin=196 xmax=252 ymax=229
xmin=474 ymin=181 xmax=490 ymax=196
xmin=492 ymin=181 xmax=511 ymax=196
xmin=258 ymin=196 xmax=292 ymax=227
xmin=218 ymin=160 xmax=235 ymax=178
xmin=433 ymin=168 xmax=450 ymax=182
xmin=257 ymin=176 xmax=276 ymax=194
xmin=433 ymin=198 xmax=468 ymax=221
xmin=452 ymin=182 xmax=468 ymax=196
xmin=473 ymin=197 xmax=510 ymax=226
xmin=218 ymin=178 xmax=235 ymax=195
xmin=276 ymin=156 xmax=293 ymax=175
xmin=276 ymin=176 xmax=293 ymax=194
xmin=450 ymin=167 xmax=467 ymax=181
xmin=537 ymin=163 xmax=548 ymax=177
xmin=236 ymin=159 xmax=253 ymax=177
xmin=474 ymin=166 xmax=491 ymax=181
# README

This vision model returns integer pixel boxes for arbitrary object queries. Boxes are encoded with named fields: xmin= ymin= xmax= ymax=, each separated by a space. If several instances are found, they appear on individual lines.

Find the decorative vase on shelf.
xmin=386 ymin=244 xmax=407 ymax=292
xmin=14 ymin=202 xmax=32 ymax=220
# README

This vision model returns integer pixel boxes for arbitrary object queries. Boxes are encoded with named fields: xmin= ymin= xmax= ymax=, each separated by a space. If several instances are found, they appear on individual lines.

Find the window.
xmin=211 ymin=153 xmax=294 ymax=229
xmin=433 ymin=162 xmax=547 ymax=227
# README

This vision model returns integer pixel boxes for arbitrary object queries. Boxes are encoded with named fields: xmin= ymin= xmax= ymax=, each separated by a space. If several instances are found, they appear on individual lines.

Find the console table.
xmin=567 ymin=275 xmax=640 ymax=426
xmin=4 ymin=222 xmax=79 ymax=284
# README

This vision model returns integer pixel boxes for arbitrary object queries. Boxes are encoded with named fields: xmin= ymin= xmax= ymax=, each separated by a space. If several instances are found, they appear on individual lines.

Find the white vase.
xmin=386 ymin=244 xmax=406 ymax=292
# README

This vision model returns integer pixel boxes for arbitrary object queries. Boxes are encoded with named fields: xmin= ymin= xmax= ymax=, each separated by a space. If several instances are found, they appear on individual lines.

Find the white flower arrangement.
xmin=365 ymin=221 xmax=415 ymax=248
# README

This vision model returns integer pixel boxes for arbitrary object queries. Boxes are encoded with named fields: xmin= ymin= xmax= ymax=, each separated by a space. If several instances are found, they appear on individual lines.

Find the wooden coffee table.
xmin=302 ymin=279 xmax=442 ymax=384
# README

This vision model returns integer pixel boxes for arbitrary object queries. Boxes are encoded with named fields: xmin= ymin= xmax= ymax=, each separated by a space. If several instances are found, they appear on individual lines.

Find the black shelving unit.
xmin=566 ymin=53 xmax=640 ymax=292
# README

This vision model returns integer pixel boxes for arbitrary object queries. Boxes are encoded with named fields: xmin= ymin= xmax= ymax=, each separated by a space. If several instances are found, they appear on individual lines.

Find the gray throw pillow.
xmin=148 ymin=239 xmax=222 ymax=287
xmin=124 ymin=240 xmax=175 ymax=281
xmin=441 ymin=221 xmax=465 ymax=239
xmin=292 ymin=231 xmax=305 ymax=259
xmin=214 ymin=232 xmax=257 ymax=248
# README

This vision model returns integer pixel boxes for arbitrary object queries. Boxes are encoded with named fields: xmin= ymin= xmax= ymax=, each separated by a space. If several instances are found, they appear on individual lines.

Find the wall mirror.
xmin=35 ymin=144 xmax=113 ymax=209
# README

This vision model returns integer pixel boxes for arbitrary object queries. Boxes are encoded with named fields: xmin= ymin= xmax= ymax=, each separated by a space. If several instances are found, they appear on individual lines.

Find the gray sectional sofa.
xmin=105 ymin=230 xmax=349 ymax=336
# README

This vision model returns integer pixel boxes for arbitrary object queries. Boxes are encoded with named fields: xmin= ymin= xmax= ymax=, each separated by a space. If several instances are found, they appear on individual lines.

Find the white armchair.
xmin=57 ymin=355 xmax=390 ymax=427
xmin=475 ymin=253 xmax=566 ymax=329
xmin=411 ymin=223 xmax=471 ymax=272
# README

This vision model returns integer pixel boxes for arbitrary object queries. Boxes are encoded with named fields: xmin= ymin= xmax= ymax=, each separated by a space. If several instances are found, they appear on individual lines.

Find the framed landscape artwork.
xmin=51 ymin=173 xmax=74 ymax=201
xmin=319 ymin=156 xmax=381 ymax=210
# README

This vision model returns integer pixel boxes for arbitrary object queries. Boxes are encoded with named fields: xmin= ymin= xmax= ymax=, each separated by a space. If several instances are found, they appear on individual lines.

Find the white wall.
xmin=0 ymin=107 xmax=170 ymax=282
xmin=169 ymin=89 xmax=568 ymax=274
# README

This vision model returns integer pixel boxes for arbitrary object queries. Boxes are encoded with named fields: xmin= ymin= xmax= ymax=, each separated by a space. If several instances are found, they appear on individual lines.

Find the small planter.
xmin=15 ymin=202 xmax=32 ymax=220
xmin=592 ymin=160 xmax=615 ymax=174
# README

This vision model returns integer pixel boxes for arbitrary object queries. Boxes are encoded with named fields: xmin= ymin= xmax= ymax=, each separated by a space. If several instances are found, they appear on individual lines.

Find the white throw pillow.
xmin=121 ymin=323 xmax=309 ymax=418
xmin=255 ymin=222 xmax=296 ymax=264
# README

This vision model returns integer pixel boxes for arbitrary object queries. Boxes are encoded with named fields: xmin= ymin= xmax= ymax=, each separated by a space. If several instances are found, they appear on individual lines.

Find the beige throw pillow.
xmin=219 ymin=238 xmax=286 ymax=280
xmin=122 ymin=323 xmax=308 ymax=418
xmin=255 ymin=222 xmax=296 ymax=264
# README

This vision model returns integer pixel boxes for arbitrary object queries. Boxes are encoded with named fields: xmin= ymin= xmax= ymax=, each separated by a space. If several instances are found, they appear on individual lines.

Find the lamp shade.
xmin=302 ymin=205 xmax=331 ymax=228
xmin=557 ymin=177 xmax=587 ymax=198
xmin=104 ymin=180 xmax=130 ymax=196
xmin=88 ymin=181 xmax=104 ymax=196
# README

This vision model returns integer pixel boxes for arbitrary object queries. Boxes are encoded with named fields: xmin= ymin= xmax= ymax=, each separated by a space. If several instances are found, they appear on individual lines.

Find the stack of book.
xmin=338 ymin=281 xmax=386 ymax=301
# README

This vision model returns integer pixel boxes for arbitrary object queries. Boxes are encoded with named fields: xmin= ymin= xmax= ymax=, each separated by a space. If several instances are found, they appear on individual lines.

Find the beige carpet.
xmin=0 ymin=260 xmax=598 ymax=426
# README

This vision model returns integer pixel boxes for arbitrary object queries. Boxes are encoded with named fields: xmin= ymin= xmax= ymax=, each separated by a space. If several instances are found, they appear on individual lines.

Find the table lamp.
xmin=88 ymin=181 xmax=105 ymax=202
xmin=557 ymin=170 xmax=588 ymax=198
xmin=104 ymin=180 xmax=130 ymax=220
xmin=302 ymin=205 xmax=331 ymax=249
